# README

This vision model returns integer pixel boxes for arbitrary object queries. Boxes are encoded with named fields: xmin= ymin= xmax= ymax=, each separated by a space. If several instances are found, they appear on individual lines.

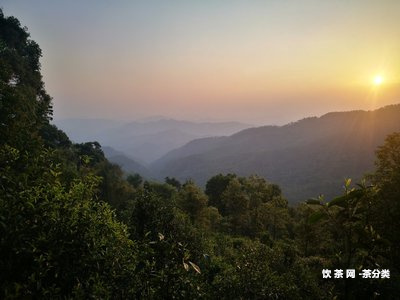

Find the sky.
xmin=2 ymin=0 xmax=400 ymax=125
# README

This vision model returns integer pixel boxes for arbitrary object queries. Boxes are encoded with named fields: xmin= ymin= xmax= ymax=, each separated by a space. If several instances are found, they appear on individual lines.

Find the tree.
xmin=128 ymin=184 xmax=208 ymax=299
xmin=178 ymin=181 xmax=208 ymax=224
xmin=0 ymin=9 xmax=52 ymax=154
xmin=305 ymin=179 xmax=394 ymax=298
xmin=255 ymin=200 xmax=289 ymax=240
xmin=372 ymin=132 xmax=400 ymax=270
xmin=165 ymin=176 xmax=182 ymax=190
xmin=374 ymin=132 xmax=400 ymax=185
xmin=127 ymin=173 xmax=143 ymax=188
xmin=0 ymin=11 xmax=139 ymax=298
xmin=221 ymin=178 xmax=250 ymax=234
xmin=39 ymin=123 xmax=72 ymax=149
xmin=0 ymin=151 xmax=137 ymax=298
xmin=205 ymin=173 xmax=236 ymax=215
xmin=96 ymin=160 xmax=135 ymax=213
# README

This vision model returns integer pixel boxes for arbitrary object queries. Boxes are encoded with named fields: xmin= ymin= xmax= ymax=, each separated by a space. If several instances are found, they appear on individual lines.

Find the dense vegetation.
xmin=1 ymin=10 xmax=399 ymax=299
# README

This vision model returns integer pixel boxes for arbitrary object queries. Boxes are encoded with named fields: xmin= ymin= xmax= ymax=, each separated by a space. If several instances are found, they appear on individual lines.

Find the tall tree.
xmin=178 ymin=181 xmax=208 ymax=224
xmin=0 ymin=9 xmax=52 ymax=153
xmin=372 ymin=132 xmax=400 ymax=269
xmin=205 ymin=173 xmax=236 ymax=215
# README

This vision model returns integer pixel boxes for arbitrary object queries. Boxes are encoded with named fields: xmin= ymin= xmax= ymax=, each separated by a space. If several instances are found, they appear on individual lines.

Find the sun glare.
xmin=373 ymin=75 xmax=384 ymax=86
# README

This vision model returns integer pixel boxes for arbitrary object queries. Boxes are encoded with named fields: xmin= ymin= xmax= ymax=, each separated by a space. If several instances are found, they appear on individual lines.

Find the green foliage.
xmin=302 ymin=176 xmax=399 ymax=298
xmin=129 ymin=188 xmax=176 ymax=241
xmin=126 ymin=183 xmax=211 ymax=298
xmin=39 ymin=123 xmax=72 ymax=149
xmin=205 ymin=173 xmax=236 ymax=215
xmin=127 ymin=172 xmax=143 ymax=188
xmin=371 ymin=132 xmax=400 ymax=276
xmin=209 ymin=238 xmax=325 ymax=299
xmin=206 ymin=175 xmax=290 ymax=238
xmin=95 ymin=160 xmax=135 ymax=213
xmin=178 ymin=181 xmax=208 ymax=224
xmin=0 ymin=9 xmax=52 ymax=154
xmin=0 ymin=149 xmax=136 ymax=298
xmin=165 ymin=176 xmax=182 ymax=190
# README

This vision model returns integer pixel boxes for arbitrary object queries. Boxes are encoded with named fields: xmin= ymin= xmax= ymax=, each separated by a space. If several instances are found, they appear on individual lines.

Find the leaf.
xmin=308 ymin=211 xmax=325 ymax=224
xmin=306 ymin=198 xmax=322 ymax=205
xmin=158 ymin=233 xmax=164 ymax=241
xmin=183 ymin=261 xmax=189 ymax=271
xmin=189 ymin=261 xmax=201 ymax=274
xmin=328 ymin=189 xmax=365 ymax=207
xmin=347 ymin=189 xmax=365 ymax=199
xmin=327 ymin=195 xmax=347 ymax=208
xmin=345 ymin=178 xmax=352 ymax=189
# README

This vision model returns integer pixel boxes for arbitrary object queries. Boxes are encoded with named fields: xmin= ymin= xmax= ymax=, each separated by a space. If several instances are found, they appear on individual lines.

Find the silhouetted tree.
xmin=127 ymin=173 xmax=143 ymax=188
xmin=165 ymin=176 xmax=182 ymax=190
xmin=205 ymin=173 xmax=236 ymax=215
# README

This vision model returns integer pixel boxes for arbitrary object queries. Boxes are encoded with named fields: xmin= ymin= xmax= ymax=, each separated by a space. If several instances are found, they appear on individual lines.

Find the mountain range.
xmin=56 ymin=104 xmax=400 ymax=203
xmin=55 ymin=118 xmax=252 ymax=164
xmin=150 ymin=104 xmax=400 ymax=202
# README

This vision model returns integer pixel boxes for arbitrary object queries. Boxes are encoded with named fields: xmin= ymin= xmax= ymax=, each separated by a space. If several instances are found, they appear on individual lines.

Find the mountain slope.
xmin=102 ymin=146 xmax=152 ymax=178
xmin=151 ymin=104 xmax=400 ymax=202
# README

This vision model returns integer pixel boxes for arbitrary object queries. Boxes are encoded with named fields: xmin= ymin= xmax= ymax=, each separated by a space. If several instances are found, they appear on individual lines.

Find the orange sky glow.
xmin=3 ymin=0 xmax=400 ymax=124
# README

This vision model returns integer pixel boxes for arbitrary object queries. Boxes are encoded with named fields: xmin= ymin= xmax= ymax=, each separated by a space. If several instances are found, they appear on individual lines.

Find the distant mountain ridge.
xmin=54 ymin=118 xmax=252 ymax=164
xmin=150 ymin=104 xmax=400 ymax=202
xmin=102 ymin=146 xmax=151 ymax=178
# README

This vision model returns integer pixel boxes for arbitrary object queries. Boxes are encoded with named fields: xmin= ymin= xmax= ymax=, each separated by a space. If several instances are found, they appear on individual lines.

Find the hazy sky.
xmin=2 ymin=0 xmax=400 ymax=124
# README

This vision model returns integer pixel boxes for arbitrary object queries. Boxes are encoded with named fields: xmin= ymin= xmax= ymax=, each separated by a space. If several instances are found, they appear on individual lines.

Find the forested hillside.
xmin=1 ymin=10 xmax=399 ymax=299
xmin=152 ymin=105 xmax=400 ymax=202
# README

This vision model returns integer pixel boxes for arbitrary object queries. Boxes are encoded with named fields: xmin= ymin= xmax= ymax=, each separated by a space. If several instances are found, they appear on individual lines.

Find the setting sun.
xmin=373 ymin=75 xmax=384 ymax=86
